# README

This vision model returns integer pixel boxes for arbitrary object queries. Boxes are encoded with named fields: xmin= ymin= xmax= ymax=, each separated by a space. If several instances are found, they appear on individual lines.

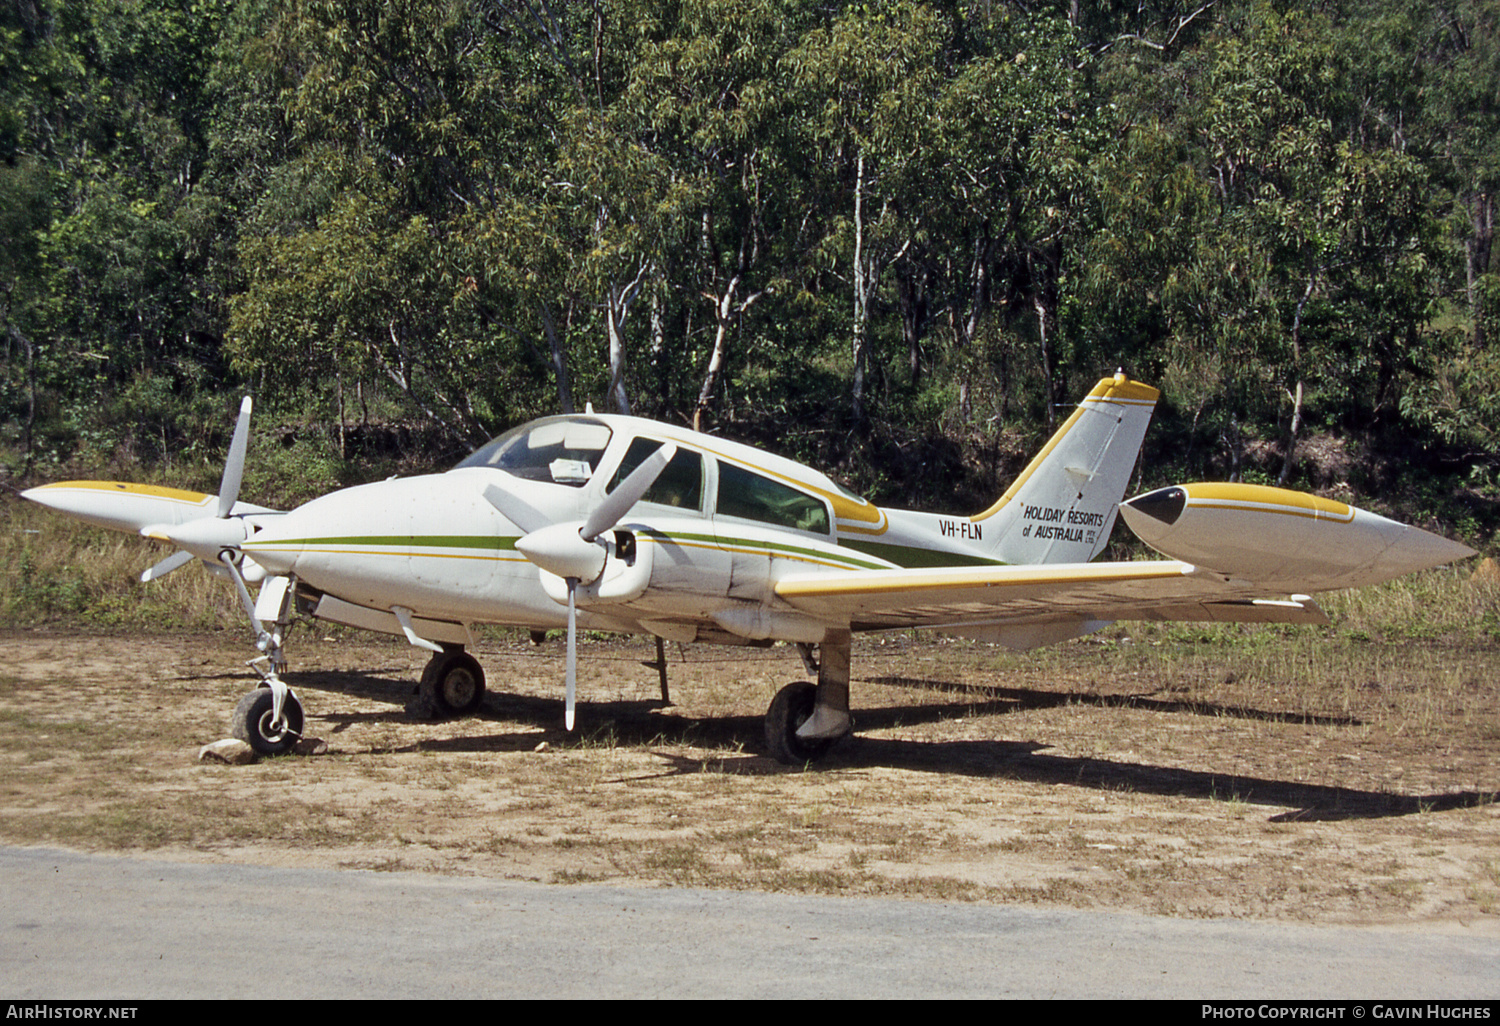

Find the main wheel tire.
xmin=764 ymin=681 xmax=835 ymax=765
xmin=230 ymin=689 xmax=304 ymax=756
xmin=419 ymin=650 xmax=486 ymax=716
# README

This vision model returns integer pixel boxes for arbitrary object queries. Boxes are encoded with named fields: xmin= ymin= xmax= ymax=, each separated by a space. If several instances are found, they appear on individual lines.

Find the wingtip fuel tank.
xmin=21 ymin=480 xmax=221 ymax=534
xmin=20 ymin=480 xmax=275 ymax=535
xmin=1120 ymin=482 xmax=1476 ymax=591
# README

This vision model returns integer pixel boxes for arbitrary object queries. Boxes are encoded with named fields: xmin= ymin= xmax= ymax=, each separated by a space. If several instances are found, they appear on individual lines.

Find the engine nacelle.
xmin=535 ymin=528 xmax=654 ymax=606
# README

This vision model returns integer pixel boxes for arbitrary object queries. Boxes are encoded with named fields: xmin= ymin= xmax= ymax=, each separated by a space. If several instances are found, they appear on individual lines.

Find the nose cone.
xmin=237 ymin=473 xmax=457 ymax=591
xmin=1366 ymin=520 xmax=1477 ymax=582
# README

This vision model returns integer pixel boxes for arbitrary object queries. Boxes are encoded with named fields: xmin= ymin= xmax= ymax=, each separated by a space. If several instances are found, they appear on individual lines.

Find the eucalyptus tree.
xmin=781 ymin=2 xmax=951 ymax=427
xmin=2 ymin=0 xmax=235 ymax=466
xmin=1074 ymin=2 xmax=1443 ymax=480
xmin=610 ymin=0 xmax=808 ymax=429
xmin=227 ymin=0 xmax=578 ymax=440
xmin=1415 ymin=0 xmax=1500 ymax=348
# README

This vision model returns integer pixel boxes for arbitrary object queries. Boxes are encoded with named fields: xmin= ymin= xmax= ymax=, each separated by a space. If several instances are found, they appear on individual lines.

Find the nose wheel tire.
xmin=231 ymin=689 xmax=304 ymax=756
xmin=419 ymin=649 xmax=487 ymax=716
xmin=765 ymin=681 xmax=835 ymax=765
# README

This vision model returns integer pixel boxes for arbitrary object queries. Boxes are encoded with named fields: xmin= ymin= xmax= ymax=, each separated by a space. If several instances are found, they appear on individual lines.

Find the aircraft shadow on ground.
xmin=286 ymin=666 xmax=1497 ymax=823
xmin=861 ymin=674 xmax=1365 ymax=729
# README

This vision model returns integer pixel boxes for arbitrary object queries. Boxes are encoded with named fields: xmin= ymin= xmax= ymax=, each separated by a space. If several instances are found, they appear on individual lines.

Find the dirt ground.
xmin=1 ymin=625 xmax=1497 ymax=929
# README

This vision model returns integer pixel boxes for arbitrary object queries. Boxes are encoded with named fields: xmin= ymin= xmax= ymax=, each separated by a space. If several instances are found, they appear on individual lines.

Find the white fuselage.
xmin=239 ymin=415 xmax=997 ymax=645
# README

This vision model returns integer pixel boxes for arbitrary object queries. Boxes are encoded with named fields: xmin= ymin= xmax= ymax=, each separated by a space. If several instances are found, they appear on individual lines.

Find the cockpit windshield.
xmin=453 ymin=417 xmax=614 ymax=487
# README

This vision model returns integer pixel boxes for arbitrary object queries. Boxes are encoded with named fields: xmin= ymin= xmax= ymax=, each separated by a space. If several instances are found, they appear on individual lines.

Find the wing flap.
xmin=1125 ymin=598 xmax=1329 ymax=625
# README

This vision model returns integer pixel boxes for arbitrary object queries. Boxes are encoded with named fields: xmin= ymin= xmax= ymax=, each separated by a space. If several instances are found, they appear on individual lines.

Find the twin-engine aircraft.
xmin=22 ymin=374 xmax=1475 ymax=762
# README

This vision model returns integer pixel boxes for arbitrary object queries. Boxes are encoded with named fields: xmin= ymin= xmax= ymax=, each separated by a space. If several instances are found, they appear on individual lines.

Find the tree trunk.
xmin=1277 ymin=380 xmax=1303 ymax=487
xmin=539 ymin=302 xmax=574 ymax=414
xmin=851 ymin=153 xmax=870 ymax=427
xmin=606 ymin=296 xmax=631 ymax=416
xmin=1467 ymin=189 xmax=1495 ymax=348
xmin=1033 ymin=294 xmax=1054 ymax=429
xmin=897 ymin=259 xmax=927 ymax=388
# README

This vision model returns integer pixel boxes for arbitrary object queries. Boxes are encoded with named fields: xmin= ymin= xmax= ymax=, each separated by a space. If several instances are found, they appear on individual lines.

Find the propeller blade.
xmin=481 ymin=483 xmax=549 ymax=534
xmin=140 ymin=549 xmax=195 ymax=583
xmin=565 ymin=577 xmax=577 ymax=731
xmin=581 ymin=441 xmax=677 ymax=541
xmin=218 ymin=396 xmax=253 ymax=518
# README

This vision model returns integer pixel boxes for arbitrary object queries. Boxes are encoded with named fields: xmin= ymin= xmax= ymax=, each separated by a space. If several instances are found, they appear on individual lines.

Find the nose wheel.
xmin=231 ymin=688 xmax=304 ymax=756
xmin=419 ymin=646 xmax=487 ymax=716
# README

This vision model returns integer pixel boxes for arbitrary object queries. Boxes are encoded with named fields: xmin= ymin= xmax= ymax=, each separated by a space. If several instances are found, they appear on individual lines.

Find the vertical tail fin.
xmin=975 ymin=373 xmax=1159 ymax=565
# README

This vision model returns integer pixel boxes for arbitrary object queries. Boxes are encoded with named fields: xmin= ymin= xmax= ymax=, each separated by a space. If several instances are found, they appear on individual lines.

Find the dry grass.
xmin=0 ymin=612 xmax=1496 ymax=926
xmin=1 ymin=496 xmax=242 ymax=629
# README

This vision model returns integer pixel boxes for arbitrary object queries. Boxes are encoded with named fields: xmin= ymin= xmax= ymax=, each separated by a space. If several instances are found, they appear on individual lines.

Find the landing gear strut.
xmin=221 ymin=553 xmax=304 ymax=755
xmin=764 ymin=629 xmax=853 ymax=765
xmin=419 ymin=645 xmax=487 ymax=716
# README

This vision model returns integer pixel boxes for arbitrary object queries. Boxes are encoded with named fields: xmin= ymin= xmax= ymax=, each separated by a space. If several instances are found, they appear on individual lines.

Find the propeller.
xmin=502 ymin=441 xmax=679 ymax=730
xmin=140 ymin=397 xmax=255 ymax=580
xmin=218 ymin=394 xmax=252 ymax=518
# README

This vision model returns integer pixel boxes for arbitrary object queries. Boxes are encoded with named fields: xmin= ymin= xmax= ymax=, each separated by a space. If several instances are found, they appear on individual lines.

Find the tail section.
xmin=975 ymin=373 xmax=1158 ymax=565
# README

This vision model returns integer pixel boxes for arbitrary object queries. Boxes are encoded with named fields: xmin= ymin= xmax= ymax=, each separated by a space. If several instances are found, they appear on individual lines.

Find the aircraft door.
xmin=712 ymin=460 xmax=832 ymax=603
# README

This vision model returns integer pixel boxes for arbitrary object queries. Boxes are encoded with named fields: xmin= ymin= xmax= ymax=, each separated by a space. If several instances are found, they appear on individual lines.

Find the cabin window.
xmin=608 ymin=438 xmax=704 ymax=511
xmin=453 ymin=417 xmax=613 ymax=487
xmin=716 ymin=462 xmax=830 ymax=535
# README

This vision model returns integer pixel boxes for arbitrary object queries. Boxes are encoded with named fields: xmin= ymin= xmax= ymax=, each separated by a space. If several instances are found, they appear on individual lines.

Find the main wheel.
xmin=231 ymin=689 xmax=304 ymax=756
xmin=419 ymin=650 xmax=486 ymax=716
xmin=764 ymin=681 xmax=835 ymax=765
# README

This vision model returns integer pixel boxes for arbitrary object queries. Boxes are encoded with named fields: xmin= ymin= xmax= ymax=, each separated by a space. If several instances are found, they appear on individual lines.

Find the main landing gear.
xmin=764 ymin=630 xmax=853 ymax=765
xmin=418 ymin=644 xmax=488 ymax=716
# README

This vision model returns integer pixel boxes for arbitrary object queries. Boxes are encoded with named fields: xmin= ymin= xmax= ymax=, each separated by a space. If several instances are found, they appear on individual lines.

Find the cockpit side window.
xmin=715 ymin=462 xmax=831 ymax=535
xmin=453 ymin=418 xmax=613 ymax=487
xmin=608 ymin=438 xmax=704 ymax=512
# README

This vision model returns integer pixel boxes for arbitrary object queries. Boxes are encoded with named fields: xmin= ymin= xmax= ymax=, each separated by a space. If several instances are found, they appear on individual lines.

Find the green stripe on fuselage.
xmin=246 ymin=535 xmax=520 ymax=551
xmin=837 ymin=538 xmax=1004 ymax=569
xmin=247 ymin=531 xmax=972 ymax=573
xmin=639 ymin=528 xmax=889 ymax=571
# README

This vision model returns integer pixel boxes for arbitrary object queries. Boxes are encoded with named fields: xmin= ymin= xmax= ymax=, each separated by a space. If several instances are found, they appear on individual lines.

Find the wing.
xmin=774 ymin=560 xmax=1328 ymax=645
xmin=775 ymin=481 xmax=1474 ymax=650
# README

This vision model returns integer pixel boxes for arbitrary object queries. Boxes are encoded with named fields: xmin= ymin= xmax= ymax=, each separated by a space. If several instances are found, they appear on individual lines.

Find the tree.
xmin=1074 ymin=3 xmax=1443 ymax=480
